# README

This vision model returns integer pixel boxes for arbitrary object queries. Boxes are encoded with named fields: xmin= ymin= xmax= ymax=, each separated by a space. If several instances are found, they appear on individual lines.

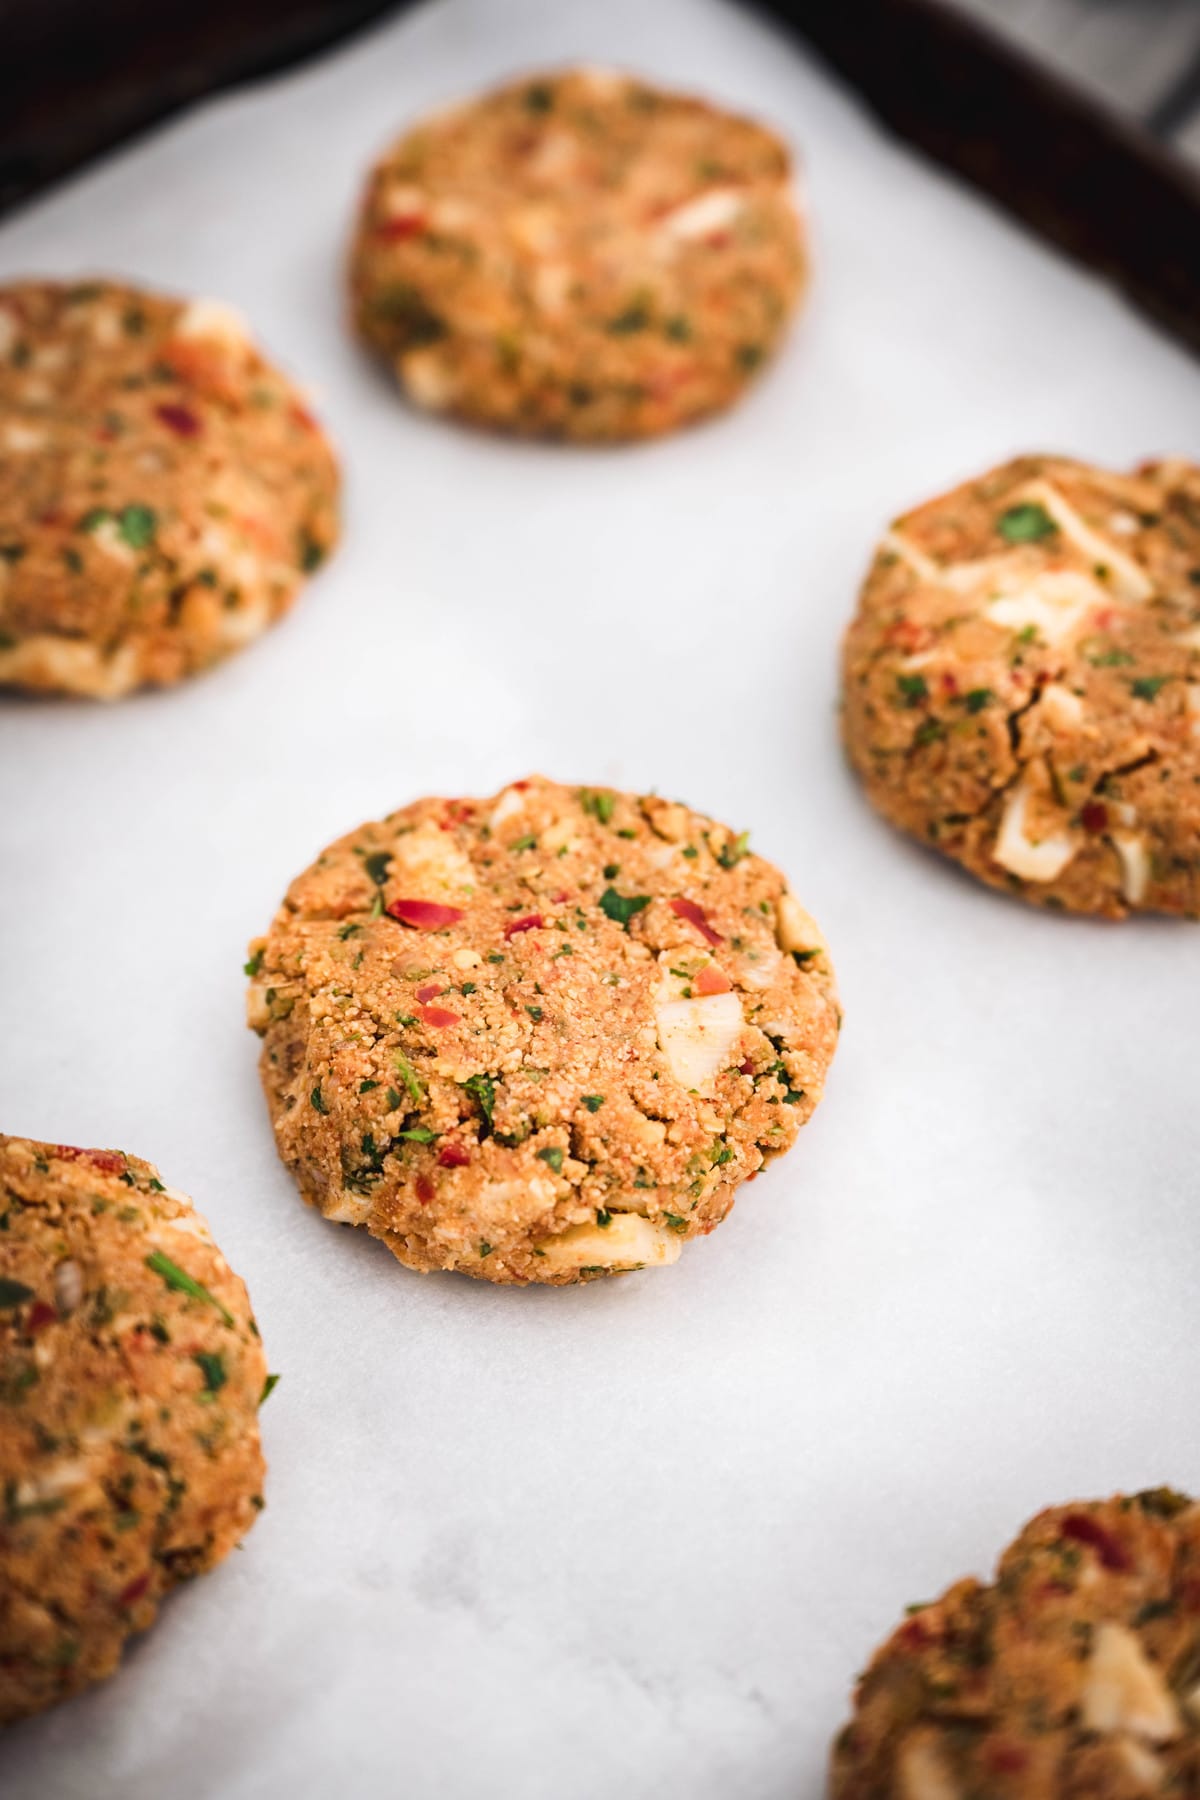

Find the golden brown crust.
xmin=349 ymin=67 xmax=805 ymax=440
xmin=831 ymin=1490 xmax=1200 ymax=1799
xmin=0 ymin=1134 xmax=267 ymax=1724
xmin=841 ymin=456 xmax=1200 ymax=918
xmin=248 ymin=776 xmax=839 ymax=1284
xmin=0 ymin=279 xmax=340 ymax=697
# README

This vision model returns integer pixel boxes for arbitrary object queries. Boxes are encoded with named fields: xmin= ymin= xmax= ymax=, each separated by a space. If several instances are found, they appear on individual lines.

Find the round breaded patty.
xmin=832 ymin=1489 xmax=1200 ymax=1799
xmin=247 ymin=776 xmax=839 ymax=1285
xmin=0 ymin=279 xmax=340 ymax=698
xmin=349 ymin=67 xmax=805 ymax=441
xmin=842 ymin=456 xmax=1200 ymax=918
xmin=0 ymin=1134 xmax=268 ymax=1724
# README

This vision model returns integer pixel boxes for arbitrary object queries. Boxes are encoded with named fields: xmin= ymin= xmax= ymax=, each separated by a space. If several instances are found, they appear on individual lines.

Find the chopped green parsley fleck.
xmin=997 ymin=501 xmax=1056 ymax=543
xmin=193 ymin=1351 xmax=227 ymax=1394
xmin=580 ymin=789 xmax=616 ymax=825
xmin=715 ymin=831 xmax=750 ymax=869
xmin=462 ymin=1073 xmax=495 ymax=1128
xmin=599 ymin=887 xmax=651 ymax=929
xmin=145 ymin=1251 xmax=233 ymax=1327
xmin=392 ymin=1050 xmax=423 ymax=1106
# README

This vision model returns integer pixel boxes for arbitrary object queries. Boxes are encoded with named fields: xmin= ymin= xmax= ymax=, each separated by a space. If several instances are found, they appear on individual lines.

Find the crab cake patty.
xmin=248 ymin=776 xmax=839 ymax=1285
xmin=0 ymin=1135 xmax=267 ymax=1724
xmin=832 ymin=1489 xmax=1200 ymax=1799
xmin=349 ymin=68 xmax=805 ymax=441
xmin=0 ymin=279 xmax=340 ymax=698
xmin=842 ymin=456 xmax=1200 ymax=918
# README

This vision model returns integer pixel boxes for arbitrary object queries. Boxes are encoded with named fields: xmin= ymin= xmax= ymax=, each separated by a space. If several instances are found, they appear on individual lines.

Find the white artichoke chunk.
xmin=984 ymin=570 xmax=1100 ymax=645
xmin=660 ymin=187 xmax=744 ymax=241
xmin=535 ymin=1213 xmax=682 ymax=1270
xmin=1082 ymin=1622 xmax=1180 ymax=1743
xmin=392 ymin=820 xmax=474 ymax=894
xmin=176 ymin=296 xmax=250 ymax=348
xmin=898 ymin=1734 xmax=962 ymax=1800
xmin=655 ymin=977 xmax=743 ymax=1094
xmin=993 ymin=777 xmax=1077 ymax=882
xmin=1113 ymin=832 xmax=1150 ymax=905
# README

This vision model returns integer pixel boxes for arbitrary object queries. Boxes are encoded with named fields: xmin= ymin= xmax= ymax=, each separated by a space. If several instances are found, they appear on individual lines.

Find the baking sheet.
xmin=2 ymin=1 xmax=1199 ymax=1794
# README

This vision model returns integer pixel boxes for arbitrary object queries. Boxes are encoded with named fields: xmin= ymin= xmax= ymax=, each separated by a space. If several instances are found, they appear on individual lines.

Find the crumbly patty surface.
xmin=842 ymin=456 xmax=1200 ymax=917
xmin=832 ymin=1489 xmax=1200 ymax=1799
xmin=248 ymin=776 xmax=838 ymax=1284
xmin=0 ymin=1135 xmax=267 ymax=1724
xmin=0 ymin=279 xmax=340 ymax=698
xmin=349 ymin=67 xmax=805 ymax=441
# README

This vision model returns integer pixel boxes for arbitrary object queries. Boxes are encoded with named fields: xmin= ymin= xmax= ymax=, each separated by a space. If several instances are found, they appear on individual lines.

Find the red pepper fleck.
xmin=438 ymin=1144 xmax=471 ymax=1168
xmin=289 ymin=402 xmax=319 ymax=433
xmin=738 ymin=1058 xmax=755 ymax=1076
xmin=884 ymin=619 xmax=929 ymax=653
xmin=27 ymin=1300 xmax=56 ymax=1334
xmin=940 ymin=671 xmax=959 ymax=695
xmin=670 ymin=897 xmax=723 ymax=946
xmin=1081 ymin=802 xmax=1108 ymax=834
xmin=983 ymin=1741 xmax=1029 ymax=1776
xmin=416 ymin=1175 xmax=435 ymax=1205
xmin=505 ymin=914 xmax=543 ymax=939
xmin=512 ymin=780 xmax=530 ymax=790
xmin=116 ymin=1572 xmax=152 ymax=1611
xmin=693 ymin=964 xmax=732 ymax=996
xmin=646 ymin=367 xmax=692 ymax=402
xmin=1061 ymin=1512 xmax=1131 ymax=1572
xmin=236 ymin=512 xmax=281 ymax=551
xmin=155 ymin=401 xmax=202 ymax=438
xmin=550 ymin=890 xmax=570 ymax=904
xmin=376 ymin=213 xmax=425 ymax=242
xmin=55 ymin=1145 xmax=126 ymax=1173
xmin=415 ymin=983 xmax=445 ymax=1003
xmin=416 ymin=1003 xmax=460 ymax=1028
xmin=386 ymin=898 xmax=465 ymax=930
xmin=896 ymin=1616 xmax=934 ymax=1651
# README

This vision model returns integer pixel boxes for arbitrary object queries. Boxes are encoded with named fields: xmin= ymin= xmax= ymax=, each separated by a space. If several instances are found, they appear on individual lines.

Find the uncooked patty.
xmin=0 ymin=279 xmax=340 ymax=698
xmin=0 ymin=1134 xmax=268 ymax=1724
xmin=842 ymin=455 xmax=1200 ymax=917
xmin=349 ymin=67 xmax=806 ymax=440
xmin=248 ymin=776 xmax=839 ymax=1283
xmin=832 ymin=1488 xmax=1200 ymax=1798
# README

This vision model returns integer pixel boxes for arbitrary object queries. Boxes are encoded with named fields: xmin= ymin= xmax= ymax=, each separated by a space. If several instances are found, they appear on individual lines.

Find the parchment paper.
xmin=2 ymin=1 xmax=1199 ymax=1795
